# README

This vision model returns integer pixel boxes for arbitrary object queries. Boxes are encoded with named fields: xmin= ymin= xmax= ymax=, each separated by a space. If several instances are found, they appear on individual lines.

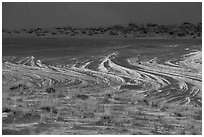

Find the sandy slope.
xmin=2 ymin=47 xmax=202 ymax=135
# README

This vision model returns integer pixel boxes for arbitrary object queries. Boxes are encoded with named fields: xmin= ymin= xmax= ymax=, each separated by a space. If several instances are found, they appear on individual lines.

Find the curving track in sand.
xmin=2 ymin=49 xmax=202 ymax=135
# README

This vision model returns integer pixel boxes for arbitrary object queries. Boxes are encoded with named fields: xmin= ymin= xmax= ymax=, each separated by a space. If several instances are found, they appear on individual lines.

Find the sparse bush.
xmin=9 ymin=84 xmax=26 ymax=90
xmin=51 ymin=32 xmax=57 ymax=35
xmin=174 ymin=112 xmax=182 ymax=117
xmin=76 ymin=94 xmax=89 ymax=100
xmin=40 ymin=106 xmax=58 ymax=114
xmin=45 ymin=87 xmax=55 ymax=93
xmin=2 ymin=108 xmax=11 ymax=113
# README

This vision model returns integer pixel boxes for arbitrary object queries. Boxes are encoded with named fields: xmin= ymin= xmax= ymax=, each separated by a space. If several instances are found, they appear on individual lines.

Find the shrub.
xmin=45 ymin=87 xmax=55 ymax=93
xmin=76 ymin=94 xmax=89 ymax=100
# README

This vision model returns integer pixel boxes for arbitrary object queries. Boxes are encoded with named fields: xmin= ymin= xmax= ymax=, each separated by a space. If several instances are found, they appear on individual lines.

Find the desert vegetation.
xmin=2 ymin=22 xmax=202 ymax=38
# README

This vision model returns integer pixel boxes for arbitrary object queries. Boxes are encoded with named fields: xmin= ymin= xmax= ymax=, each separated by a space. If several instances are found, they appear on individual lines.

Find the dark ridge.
xmin=3 ymin=22 xmax=202 ymax=38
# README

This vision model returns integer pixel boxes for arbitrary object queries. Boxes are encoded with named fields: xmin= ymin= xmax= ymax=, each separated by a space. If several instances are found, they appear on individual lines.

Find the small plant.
xmin=45 ymin=87 xmax=55 ymax=93
xmin=9 ymin=84 xmax=27 ymax=90
xmin=51 ymin=32 xmax=57 ymax=35
xmin=40 ymin=106 xmax=58 ymax=114
xmin=76 ymin=94 xmax=89 ymax=100
xmin=174 ymin=112 xmax=182 ymax=117
xmin=2 ymin=108 xmax=11 ymax=113
xmin=97 ymin=115 xmax=113 ymax=125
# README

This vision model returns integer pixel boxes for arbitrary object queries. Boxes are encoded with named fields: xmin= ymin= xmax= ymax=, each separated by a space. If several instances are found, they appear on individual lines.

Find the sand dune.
xmin=2 ymin=48 xmax=202 ymax=134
